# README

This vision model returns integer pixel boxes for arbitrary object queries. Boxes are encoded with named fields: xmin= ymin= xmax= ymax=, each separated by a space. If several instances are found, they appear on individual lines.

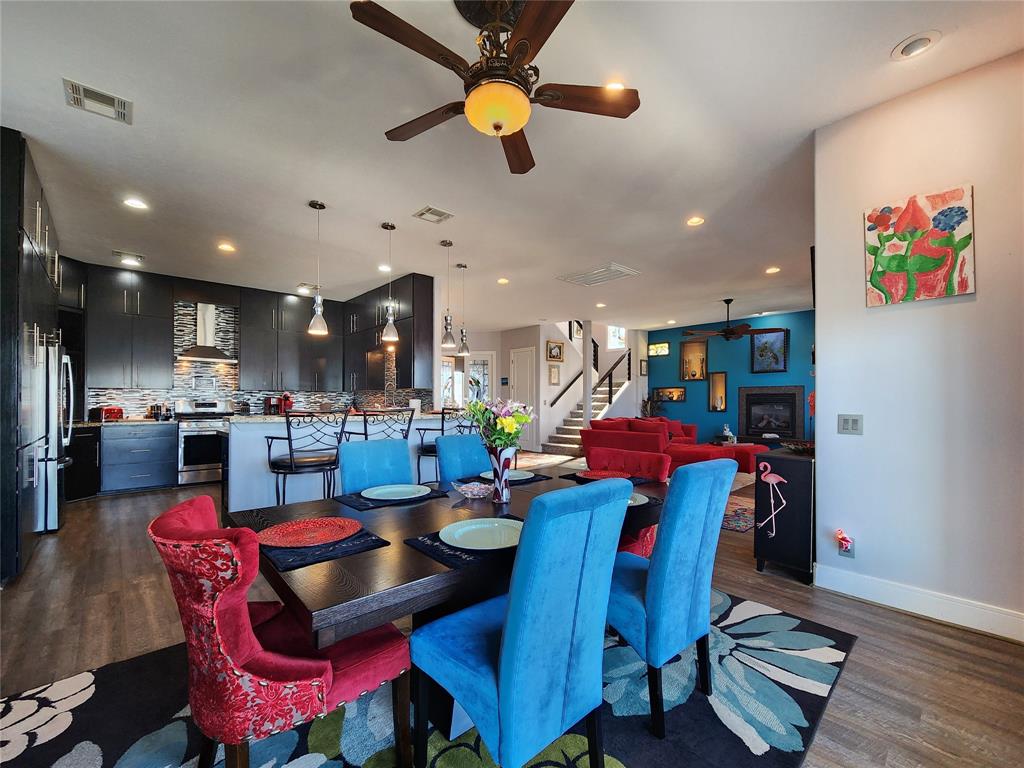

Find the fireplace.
xmin=738 ymin=386 xmax=805 ymax=440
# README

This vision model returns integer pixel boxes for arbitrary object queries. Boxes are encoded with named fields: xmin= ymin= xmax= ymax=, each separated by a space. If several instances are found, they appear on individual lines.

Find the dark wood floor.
xmin=3 ymin=482 xmax=1022 ymax=767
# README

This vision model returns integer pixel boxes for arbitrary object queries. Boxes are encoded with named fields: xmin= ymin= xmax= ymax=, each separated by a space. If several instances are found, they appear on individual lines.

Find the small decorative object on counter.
xmin=281 ymin=392 xmax=294 ymax=412
xmin=721 ymin=424 xmax=737 ymax=444
xmin=465 ymin=398 xmax=535 ymax=504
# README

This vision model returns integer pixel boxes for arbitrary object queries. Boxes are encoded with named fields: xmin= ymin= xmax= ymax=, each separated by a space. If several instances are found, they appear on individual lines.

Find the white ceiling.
xmin=2 ymin=1 xmax=1021 ymax=331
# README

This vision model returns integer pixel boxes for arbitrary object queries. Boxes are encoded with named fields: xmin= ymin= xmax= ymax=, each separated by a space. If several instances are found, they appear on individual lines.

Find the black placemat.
xmin=334 ymin=487 xmax=450 ymax=511
xmin=404 ymin=514 xmax=522 ymax=570
xmin=260 ymin=529 xmax=390 ymax=571
xmin=560 ymin=472 xmax=655 ymax=485
xmin=627 ymin=494 xmax=665 ymax=512
xmin=457 ymin=472 xmax=553 ymax=487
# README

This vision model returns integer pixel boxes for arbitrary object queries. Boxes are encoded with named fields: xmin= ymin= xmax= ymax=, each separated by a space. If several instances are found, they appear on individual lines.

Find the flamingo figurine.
xmin=757 ymin=461 xmax=787 ymax=538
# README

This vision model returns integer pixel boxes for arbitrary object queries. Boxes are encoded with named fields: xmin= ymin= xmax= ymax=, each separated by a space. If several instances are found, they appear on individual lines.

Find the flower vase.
xmin=487 ymin=445 xmax=517 ymax=504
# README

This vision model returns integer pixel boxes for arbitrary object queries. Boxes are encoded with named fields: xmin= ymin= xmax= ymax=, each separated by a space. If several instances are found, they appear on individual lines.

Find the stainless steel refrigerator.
xmin=41 ymin=340 xmax=73 ymax=531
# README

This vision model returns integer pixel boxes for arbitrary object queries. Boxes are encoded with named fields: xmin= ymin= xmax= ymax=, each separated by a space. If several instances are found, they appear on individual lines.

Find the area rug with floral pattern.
xmin=722 ymin=501 xmax=756 ymax=532
xmin=1 ymin=590 xmax=854 ymax=768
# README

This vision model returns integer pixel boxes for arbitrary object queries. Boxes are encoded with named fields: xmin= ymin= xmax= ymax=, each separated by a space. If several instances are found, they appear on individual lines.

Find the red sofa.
xmin=590 ymin=417 xmax=697 ymax=444
xmin=586 ymin=446 xmax=671 ymax=482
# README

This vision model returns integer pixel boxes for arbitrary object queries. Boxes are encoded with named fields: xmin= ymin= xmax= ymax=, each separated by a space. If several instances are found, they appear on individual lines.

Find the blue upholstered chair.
xmin=410 ymin=479 xmax=634 ymax=768
xmin=339 ymin=438 xmax=414 ymax=495
xmin=606 ymin=458 xmax=737 ymax=738
xmin=435 ymin=433 xmax=489 ymax=490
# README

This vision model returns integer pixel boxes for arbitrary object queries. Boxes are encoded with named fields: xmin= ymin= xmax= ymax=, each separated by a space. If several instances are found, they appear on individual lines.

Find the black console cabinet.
xmin=754 ymin=449 xmax=815 ymax=583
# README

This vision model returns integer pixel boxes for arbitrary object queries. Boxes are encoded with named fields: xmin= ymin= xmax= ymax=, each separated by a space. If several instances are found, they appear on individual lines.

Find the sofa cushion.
xmin=590 ymin=419 xmax=631 ymax=431
xmin=587 ymin=447 xmax=670 ymax=482
xmin=629 ymin=420 xmax=669 ymax=439
xmin=580 ymin=429 xmax=667 ymax=456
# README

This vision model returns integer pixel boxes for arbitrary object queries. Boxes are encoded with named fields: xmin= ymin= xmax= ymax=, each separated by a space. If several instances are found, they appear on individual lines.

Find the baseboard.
xmin=814 ymin=564 xmax=1024 ymax=642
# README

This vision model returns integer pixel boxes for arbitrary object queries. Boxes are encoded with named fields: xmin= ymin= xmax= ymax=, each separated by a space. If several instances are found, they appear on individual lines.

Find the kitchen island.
xmin=226 ymin=413 xmax=443 ymax=513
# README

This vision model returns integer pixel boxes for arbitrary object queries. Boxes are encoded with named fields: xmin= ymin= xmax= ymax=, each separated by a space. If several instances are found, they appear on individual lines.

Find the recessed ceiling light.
xmin=891 ymin=30 xmax=941 ymax=61
xmin=686 ymin=216 xmax=705 ymax=227
xmin=116 ymin=252 xmax=144 ymax=267
xmin=765 ymin=266 xmax=781 ymax=274
xmin=596 ymin=303 xmax=607 ymax=308
xmin=217 ymin=242 xmax=236 ymax=253
xmin=296 ymin=283 xmax=314 ymax=295
xmin=497 ymin=277 xmax=510 ymax=285
xmin=123 ymin=197 xmax=148 ymax=210
xmin=667 ymin=320 xmax=676 ymax=325
xmin=378 ymin=264 xmax=392 ymax=272
xmin=605 ymin=82 xmax=625 ymax=91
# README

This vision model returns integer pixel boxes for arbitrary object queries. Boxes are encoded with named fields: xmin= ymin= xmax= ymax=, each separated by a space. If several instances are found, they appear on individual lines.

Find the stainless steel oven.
xmin=176 ymin=399 xmax=233 ymax=485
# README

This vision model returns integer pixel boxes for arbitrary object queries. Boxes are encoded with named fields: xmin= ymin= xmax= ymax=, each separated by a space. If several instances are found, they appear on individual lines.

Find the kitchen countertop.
xmin=229 ymin=412 xmax=443 ymax=424
xmin=74 ymin=419 xmax=177 ymax=428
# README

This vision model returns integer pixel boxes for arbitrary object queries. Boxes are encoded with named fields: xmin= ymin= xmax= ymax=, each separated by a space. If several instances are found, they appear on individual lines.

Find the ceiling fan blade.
xmin=742 ymin=327 xmax=787 ymax=335
xmin=533 ymin=83 xmax=640 ymax=118
xmin=684 ymin=330 xmax=720 ymax=337
xmin=500 ymin=130 xmax=535 ymax=174
xmin=728 ymin=323 xmax=753 ymax=335
xmin=506 ymin=0 xmax=574 ymax=67
xmin=385 ymin=102 xmax=465 ymax=141
xmin=350 ymin=1 xmax=470 ymax=78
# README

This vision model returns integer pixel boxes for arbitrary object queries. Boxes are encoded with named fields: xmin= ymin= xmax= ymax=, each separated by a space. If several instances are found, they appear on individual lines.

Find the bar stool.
xmin=265 ymin=411 xmax=347 ymax=505
xmin=345 ymin=407 xmax=415 ymax=442
xmin=415 ymin=406 xmax=477 ymax=483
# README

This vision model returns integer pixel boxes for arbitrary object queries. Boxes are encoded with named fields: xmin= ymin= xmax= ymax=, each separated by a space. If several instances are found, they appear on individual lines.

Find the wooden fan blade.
xmin=500 ymin=130 xmax=535 ymax=174
xmin=385 ymin=102 xmax=465 ymax=141
xmin=741 ymin=327 xmax=786 ymax=335
xmin=684 ymin=330 xmax=720 ymax=337
xmin=533 ymin=83 xmax=640 ymax=118
xmin=728 ymin=323 xmax=753 ymax=335
xmin=507 ymin=0 xmax=574 ymax=67
xmin=350 ymin=1 xmax=470 ymax=78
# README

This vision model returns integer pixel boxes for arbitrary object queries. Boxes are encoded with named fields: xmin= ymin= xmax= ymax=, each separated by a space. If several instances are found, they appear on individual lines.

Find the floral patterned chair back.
xmin=148 ymin=495 xmax=330 ymax=745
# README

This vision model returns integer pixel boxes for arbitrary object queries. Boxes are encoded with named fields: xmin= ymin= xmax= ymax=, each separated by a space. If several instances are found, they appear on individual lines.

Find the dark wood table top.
xmin=228 ymin=475 xmax=667 ymax=647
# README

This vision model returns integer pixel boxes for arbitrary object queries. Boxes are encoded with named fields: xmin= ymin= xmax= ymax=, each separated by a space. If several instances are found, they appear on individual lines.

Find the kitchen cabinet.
xmin=173 ymin=277 xmax=239 ymax=307
xmin=239 ymin=324 xmax=277 ymax=390
xmin=344 ymin=328 xmax=370 ymax=391
xmin=101 ymin=423 xmax=178 ymax=492
xmin=240 ymin=288 xmax=279 ymax=331
xmin=131 ymin=315 xmax=174 ymax=388
xmin=277 ymin=330 xmax=303 ymax=391
xmin=386 ymin=274 xmax=415 ymax=321
xmin=132 ymin=271 xmax=173 ymax=317
xmin=366 ymin=344 xmax=386 ymax=390
xmin=58 ymin=256 xmax=86 ymax=309
xmin=85 ymin=305 xmax=172 ymax=388
xmin=278 ymin=294 xmax=313 ymax=333
xmin=64 ymin=427 xmax=100 ymax=501
xmin=87 ymin=265 xmax=172 ymax=318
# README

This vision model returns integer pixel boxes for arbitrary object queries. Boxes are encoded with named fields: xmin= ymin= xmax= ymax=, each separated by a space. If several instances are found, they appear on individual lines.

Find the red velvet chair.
xmin=148 ymin=496 xmax=412 ymax=768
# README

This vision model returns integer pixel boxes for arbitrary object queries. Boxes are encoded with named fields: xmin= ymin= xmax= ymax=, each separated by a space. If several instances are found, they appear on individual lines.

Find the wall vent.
xmin=556 ymin=262 xmax=641 ymax=287
xmin=63 ymin=78 xmax=133 ymax=124
xmin=412 ymin=205 xmax=454 ymax=224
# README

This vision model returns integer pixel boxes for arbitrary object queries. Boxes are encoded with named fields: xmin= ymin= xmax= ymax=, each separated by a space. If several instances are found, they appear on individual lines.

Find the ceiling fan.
xmin=683 ymin=299 xmax=785 ymax=342
xmin=349 ymin=0 xmax=641 ymax=174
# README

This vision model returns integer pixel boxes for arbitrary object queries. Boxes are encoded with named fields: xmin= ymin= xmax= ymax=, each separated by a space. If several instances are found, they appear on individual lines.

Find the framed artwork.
xmin=648 ymin=341 xmax=670 ymax=357
xmin=569 ymin=320 xmax=583 ymax=340
xmin=680 ymin=339 xmax=707 ymax=381
xmin=548 ymin=364 xmax=560 ymax=386
xmin=864 ymin=184 xmax=975 ymax=307
xmin=652 ymin=386 xmax=686 ymax=403
xmin=750 ymin=330 xmax=789 ymax=374
xmin=545 ymin=340 xmax=564 ymax=362
xmin=708 ymin=371 xmax=727 ymax=412
xmin=639 ymin=359 xmax=648 ymax=376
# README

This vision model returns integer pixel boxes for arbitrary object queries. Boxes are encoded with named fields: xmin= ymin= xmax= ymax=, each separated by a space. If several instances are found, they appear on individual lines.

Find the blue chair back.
xmin=435 ymin=434 xmax=489 ymax=489
xmin=497 ymin=479 xmax=633 ymax=768
xmin=646 ymin=459 xmax=737 ymax=667
xmin=339 ymin=439 xmax=413 ymax=495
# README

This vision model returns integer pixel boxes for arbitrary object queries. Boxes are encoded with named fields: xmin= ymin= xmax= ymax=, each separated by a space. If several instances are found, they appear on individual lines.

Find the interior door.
xmin=464 ymin=351 xmax=496 ymax=403
xmin=509 ymin=347 xmax=538 ymax=451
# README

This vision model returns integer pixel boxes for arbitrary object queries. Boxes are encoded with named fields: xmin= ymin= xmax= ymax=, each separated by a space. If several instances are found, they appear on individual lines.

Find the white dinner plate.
xmin=628 ymin=492 xmax=649 ymax=507
xmin=479 ymin=469 xmax=535 ymax=481
xmin=360 ymin=484 xmax=432 ymax=501
xmin=439 ymin=518 xmax=524 ymax=550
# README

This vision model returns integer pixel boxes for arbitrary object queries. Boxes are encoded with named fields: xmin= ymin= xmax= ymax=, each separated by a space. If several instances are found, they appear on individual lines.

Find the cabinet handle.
xmin=130 ymin=449 xmax=151 ymax=453
xmin=129 ymin=473 xmax=151 ymax=479
xmin=57 ymin=253 xmax=62 ymax=291
xmin=95 ymin=442 xmax=100 ymax=465
xmin=34 ymin=201 xmax=41 ymax=244
xmin=137 ymin=291 xmax=141 ymax=315
xmin=272 ymin=309 xmax=276 ymax=330
xmin=123 ymin=289 xmax=128 ymax=314
xmin=80 ymin=284 xmax=85 ymax=309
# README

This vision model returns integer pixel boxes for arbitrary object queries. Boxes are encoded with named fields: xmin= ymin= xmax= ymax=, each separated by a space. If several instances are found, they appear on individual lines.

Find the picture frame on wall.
xmin=652 ymin=386 xmax=686 ymax=403
xmin=545 ymin=340 xmax=564 ymax=362
xmin=648 ymin=341 xmax=670 ymax=357
xmin=548 ymin=364 xmax=560 ymax=386
xmin=750 ymin=329 xmax=790 ymax=373
xmin=639 ymin=359 xmax=648 ymax=376
xmin=569 ymin=320 xmax=583 ymax=340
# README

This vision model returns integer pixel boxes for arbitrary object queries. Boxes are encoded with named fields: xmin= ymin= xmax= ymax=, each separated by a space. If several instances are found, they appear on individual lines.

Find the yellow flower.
xmin=497 ymin=416 xmax=518 ymax=434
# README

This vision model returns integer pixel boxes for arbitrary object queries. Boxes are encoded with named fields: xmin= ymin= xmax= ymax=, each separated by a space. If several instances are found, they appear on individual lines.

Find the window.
xmin=608 ymin=326 xmax=626 ymax=349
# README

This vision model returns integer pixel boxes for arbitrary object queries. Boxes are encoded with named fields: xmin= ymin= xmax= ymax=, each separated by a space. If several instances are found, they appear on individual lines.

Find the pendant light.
xmin=380 ymin=222 xmax=399 ymax=342
xmin=307 ymin=200 xmax=328 ymax=336
xmin=440 ymin=240 xmax=456 ymax=349
xmin=455 ymin=263 xmax=470 ymax=357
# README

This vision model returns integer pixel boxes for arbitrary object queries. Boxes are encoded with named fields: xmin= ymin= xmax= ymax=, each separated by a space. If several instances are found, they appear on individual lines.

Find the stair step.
xmin=546 ymin=433 xmax=582 ymax=444
xmin=556 ymin=425 xmax=584 ymax=436
xmin=564 ymin=418 xmax=585 ymax=427
xmin=541 ymin=442 xmax=583 ymax=457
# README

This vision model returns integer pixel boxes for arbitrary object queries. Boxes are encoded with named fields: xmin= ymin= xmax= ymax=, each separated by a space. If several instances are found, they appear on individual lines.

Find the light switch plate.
xmin=837 ymin=414 xmax=863 ymax=435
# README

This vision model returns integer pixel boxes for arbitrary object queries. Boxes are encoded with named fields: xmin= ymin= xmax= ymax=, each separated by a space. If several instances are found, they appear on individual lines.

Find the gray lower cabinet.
xmin=100 ymin=424 xmax=178 ymax=492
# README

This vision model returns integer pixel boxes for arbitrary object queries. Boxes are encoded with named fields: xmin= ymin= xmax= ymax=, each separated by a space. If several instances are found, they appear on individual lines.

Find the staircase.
xmin=541 ymin=381 xmax=626 ymax=456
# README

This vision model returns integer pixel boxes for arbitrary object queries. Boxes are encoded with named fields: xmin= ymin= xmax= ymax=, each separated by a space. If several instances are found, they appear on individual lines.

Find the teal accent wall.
xmin=647 ymin=309 xmax=815 ymax=442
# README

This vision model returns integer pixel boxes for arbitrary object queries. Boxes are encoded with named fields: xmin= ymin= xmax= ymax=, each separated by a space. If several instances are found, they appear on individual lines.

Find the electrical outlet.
xmin=838 ymin=537 xmax=855 ymax=558
xmin=837 ymin=413 xmax=863 ymax=435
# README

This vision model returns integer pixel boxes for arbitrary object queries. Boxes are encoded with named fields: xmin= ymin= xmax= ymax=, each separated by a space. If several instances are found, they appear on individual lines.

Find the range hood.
xmin=178 ymin=303 xmax=237 ymax=363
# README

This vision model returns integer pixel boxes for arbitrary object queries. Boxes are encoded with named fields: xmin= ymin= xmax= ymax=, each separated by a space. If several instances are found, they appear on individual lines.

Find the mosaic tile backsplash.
xmin=87 ymin=302 xmax=432 ymax=417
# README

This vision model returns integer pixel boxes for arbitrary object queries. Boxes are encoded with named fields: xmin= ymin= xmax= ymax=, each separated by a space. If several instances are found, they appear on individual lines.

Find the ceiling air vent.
xmin=557 ymin=262 xmax=641 ymax=287
xmin=62 ymin=78 xmax=133 ymax=124
xmin=412 ymin=205 xmax=454 ymax=224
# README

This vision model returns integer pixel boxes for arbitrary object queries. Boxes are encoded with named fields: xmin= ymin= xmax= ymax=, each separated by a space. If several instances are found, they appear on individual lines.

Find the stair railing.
xmin=592 ymin=349 xmax=631 ymax=407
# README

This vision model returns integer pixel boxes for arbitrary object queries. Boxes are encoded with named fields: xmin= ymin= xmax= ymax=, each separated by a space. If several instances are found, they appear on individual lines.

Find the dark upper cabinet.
xmin=173 ymin=278 xmax=239 ymax=307
xmin=86 ymin=312 xmax=132 ymax=388
xmin=277 ymin=330 xmax=303 ymax=391
xmin=239 ymin=324 xmax=277 ymax=390
xmin=131 ymin=271 xmax=173 ymax=318
xmin=87 ymin=265 xmax=136 ymax=315
xmin=278 ymin=294 xmax=314 ymax=333
xmin=394 ymin=317 xmax=414 ymax=389
xmin=240 ymin=288 xmax=279 ymax=330
xmin=58 ymin=257 xmax=86 ymax=309
xmin=344 ymin=328 xmax=370 ymax=391
xmin=388 ymin=274 xmax=415 ymax=321
xmin=131 ymin=315 xmax=174 ymax=388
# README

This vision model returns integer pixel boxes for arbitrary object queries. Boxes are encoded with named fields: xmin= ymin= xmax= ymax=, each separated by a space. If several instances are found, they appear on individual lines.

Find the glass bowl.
xmin=452 ymin=481 xmax=494 ymax=499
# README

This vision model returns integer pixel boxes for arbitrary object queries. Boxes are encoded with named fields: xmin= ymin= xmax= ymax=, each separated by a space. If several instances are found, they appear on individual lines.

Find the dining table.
xmin=226 ymin=473 xmax=668 ymax=651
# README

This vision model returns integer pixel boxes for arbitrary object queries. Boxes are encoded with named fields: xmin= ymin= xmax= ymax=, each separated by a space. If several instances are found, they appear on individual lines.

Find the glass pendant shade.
xmin=381 ymin=304 xmax=399 ymax=342
xmin=307 ymin=293 xmax=328 ymax=336
xmin=456 ymin=327 xmax=471 ymax=357
xmin=464 ymin=81 xmax=531 ymax=137
xmin=441 ymin=313 xmax=457 ymax=348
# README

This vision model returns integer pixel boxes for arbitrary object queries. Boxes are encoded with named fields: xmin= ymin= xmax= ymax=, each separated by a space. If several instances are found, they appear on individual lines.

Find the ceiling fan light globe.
xmin=464 ymin=81 xmax=531 ymax=137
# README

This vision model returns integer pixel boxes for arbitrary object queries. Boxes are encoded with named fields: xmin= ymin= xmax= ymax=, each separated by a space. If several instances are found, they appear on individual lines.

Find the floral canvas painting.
xmin=864 ymin=185 xmax=975 ymax=306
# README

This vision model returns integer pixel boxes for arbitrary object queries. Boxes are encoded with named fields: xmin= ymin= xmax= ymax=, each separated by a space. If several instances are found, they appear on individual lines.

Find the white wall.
xmin=814 ymin=52 xmax=1024 ymax=640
